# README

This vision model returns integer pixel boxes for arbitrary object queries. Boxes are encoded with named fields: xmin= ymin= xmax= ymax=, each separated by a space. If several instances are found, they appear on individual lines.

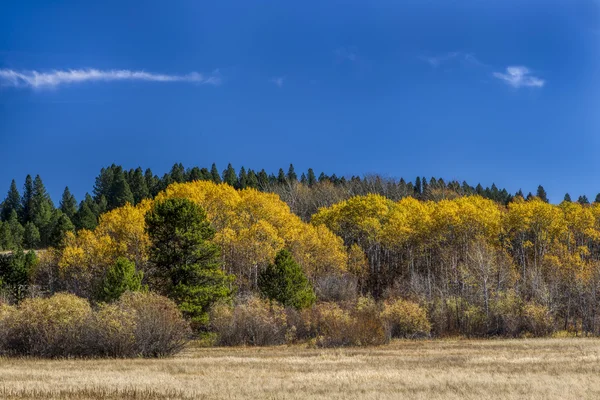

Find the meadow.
xmin=1 ymin=338 xmax=599 ymax=399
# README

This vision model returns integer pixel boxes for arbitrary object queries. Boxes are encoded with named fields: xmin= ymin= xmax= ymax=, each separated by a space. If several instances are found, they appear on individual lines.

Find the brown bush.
xmin=308 ymin=297 xmax=387 ymax=347
xmin=210 ymin=296 xmax=289 ymax=346
xmin=0 ymin=293 xmax=93 ymax=357
xmin=314 ymin=274 xmax=358 ymax=302
xmin=381 ymin=298 xmax=431 ymax=339
xmin=0 ymin=292 xmax=190 ymax=358
xmin=522 ymin=302 xmax=554 ymax=337
xmin=116 ymin=292 xmax=191 ymax=357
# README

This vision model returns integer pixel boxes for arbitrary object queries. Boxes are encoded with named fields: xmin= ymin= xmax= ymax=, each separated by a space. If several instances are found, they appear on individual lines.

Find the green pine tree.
xmin=49 ymin=210 xmax=75 ymax=248
xmin=145 ymin=198 xmax=233 ymax=326
xmin=578 ymin=195 xmax=590 ymax=205
xmin=20 ymin=175 xmax=33 ymax=223
xmin=307 ymin=168 xmax=317 ymax=187
xmin=246 ymin=169 xmax=259 ymax=189
xmin=128 ymin=167 xmax=150 ymax=204
xmin=59 ymin=187 xmax=78 ymax=220
xmin=222 ymin=163 xmax=238 ymax=187
xmin=257 ymin=169 xmax=269 ymax=188
xmin=99 ymin=257 xmax=144 ymax=302
xmin=109 ymin=169 xmax=135 ymax=208
xmin=31 ymin=175 xmax=54 ymax=246
xmin=7 ymin=211 xmax=24 ymax=248
xmin=237 ymin=167 xmax=248 ymax=189
xmin=23 ymin=222 xmax=40 ymax=249
xmin=145 ymin=168 xmax=160 ymax=197
xmin=75 ymin=201 xmax=98 ymax=231
xmin=258 ymin=249 xmax=316 ymax=309
xmin=210 ymin=163 xmax=222 ymax=184
xmin=170 ymin=163 xmax=186 ymax=183
xmin=537 ymin=185 xmax=549 ymax=203
xmin=287 ymin=164 xmax=297 ymax=183
xmin=277 ymin=168 xmax=287 ymax=185
xmin=0 ymin=249 xmax=37 ymax=302
xmin=563 ymin=193 xmax=572 ymax=203
xmin=2 ymin=180 xmax=21 ymax=222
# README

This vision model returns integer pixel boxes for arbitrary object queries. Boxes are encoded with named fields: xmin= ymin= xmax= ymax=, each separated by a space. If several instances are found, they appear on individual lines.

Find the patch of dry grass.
xmin=1 ymin=338 xmax=600 ymax=399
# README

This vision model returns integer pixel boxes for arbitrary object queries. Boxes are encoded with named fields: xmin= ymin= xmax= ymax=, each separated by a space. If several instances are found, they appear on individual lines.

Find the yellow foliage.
xmin=57 ymin=181 xmax=349 ymax=291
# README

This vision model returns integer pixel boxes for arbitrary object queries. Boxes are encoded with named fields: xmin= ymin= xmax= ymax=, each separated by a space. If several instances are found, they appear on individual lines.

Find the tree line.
xmin=4 ymin=162 xmax=582 ymax=251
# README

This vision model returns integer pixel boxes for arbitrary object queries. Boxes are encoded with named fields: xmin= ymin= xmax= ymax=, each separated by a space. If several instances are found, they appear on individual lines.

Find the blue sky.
xmin=1 ymin=0 xmax=599 ymax=203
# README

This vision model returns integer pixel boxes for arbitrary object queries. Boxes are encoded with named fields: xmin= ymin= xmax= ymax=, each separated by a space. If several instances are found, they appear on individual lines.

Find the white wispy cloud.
xmin=0 ymin=68 xmax=221 ymax=89
xmin=335 ymin=46 xmax=358 ymax=62
xmin=270 ymin=76 xmax=285 ymax=88
xmin=492 ymin=66 xmax=545 ymax=88
xmin=421 ymin=52 xmax=484 ymax=68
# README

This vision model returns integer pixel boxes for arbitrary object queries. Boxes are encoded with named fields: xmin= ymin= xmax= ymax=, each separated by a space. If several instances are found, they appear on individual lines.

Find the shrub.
xmin=491 ymin=290 xmax=523 ymax=336
xmin=309 ymin=302 xmax=355 ymax=347
xmin=210 ymin=296 xmax=288 ymax=346
xmin=0 ymin=293 xmax=93 ymax=357
xmin=308 ymin=297 xmax=387 ymax=347
xmin=0 ymin=292 xmax=190 ymax=358
xmin=522 ymin=302 xmax=554 ymax=337
xmin=381 ymin=299 xmax=431 ymax=339
xmin=92 ymin=303 xmax=138 ymax=357
xmin=353 ymin=297 xmax=387 ymax=346
xmin=116 ymin=292 xmax=191 ymax=357
xmin=314 ymin=274 xmax=357 ymax=302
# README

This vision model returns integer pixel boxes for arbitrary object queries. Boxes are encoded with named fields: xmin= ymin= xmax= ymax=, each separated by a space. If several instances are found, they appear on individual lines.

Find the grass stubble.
xmin=0 ymin=338 xmax=599 ymax=399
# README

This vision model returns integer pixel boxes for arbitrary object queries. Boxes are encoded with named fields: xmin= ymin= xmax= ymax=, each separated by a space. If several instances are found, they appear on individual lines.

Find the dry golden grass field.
xmin=1 ymin=338 xmax=600 ymax=399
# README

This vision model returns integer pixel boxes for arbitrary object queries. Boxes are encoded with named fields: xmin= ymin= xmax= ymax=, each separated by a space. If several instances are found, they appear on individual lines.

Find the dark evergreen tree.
xmin=7 ymin=210 xmax=24 ymax=248
xmin=145 ymin=168 xmax=160 ymax=197
xmin=258 ymin=249 xmax=316 ymax=309
xmin=563 ymin=193 xmax=572 ymax=203
xmin=210 ymin=163 xmax=221 ymax=184
xmin=109 ymin=169 xmax=134 ymax=208
xmin=257 ymin=169 xmax=269 ymax=189
xmin=536 ymin=185 xmax=549 ymax=203
xmin=300 ymin=173 xmax=308 ymax=185
xmin=170 ymin=163 xmax=186 ymax=183
xmin=49 ymin=210 xmax=75 ymax=248
xmin=0 ymin=222 xmax=13 ymax=251
xmin=414 ymin=177 xmax=422 ymax=196
xmin=287 ymin=164 xmax=297 ymax=183
xmin=145 ymin=198 xmax=233 ymax=326
xmin=307 ymin=168 xmax=317 ymax=187
xmin=526 ymin=192 xmax=534 ymax=201
xmin=318 ymin=172 xmax=329 ymax=183
xmin=595 ymin=193 xmax=600 ymax=204
xmin=59 ymin=187 xmax=78 ymax=220
xmin=237 ymin=167 xmax=248 ymax=189
xmin=578 ymin=195 xmax=590 ymax=205
xmin=99 ymin=257 xmax=144 ymax=302
xmin=31 ymin=175 xmax=54 ymax=246
xmin=75 ymin=201 xmax=98 ymax=231
xmin=93 ymin=166 xmax=115 ymax=202
xmin=222 ymin=163 xmax=238 ymax=187
xmin=0 ymin=249 xmax=37 ymax=302
xmin=187 ymin=167 xmax=202 ymax=182
xmin=128 ymin=167 xmax=150 ymax=204
xmin=421 ymin=177 xmax=429 ymax=197
xmin=20 ymin=175 xmax=33 ymax=223
xmin=515 ymin=189 xmax=525 ymax=199
xmin=476 ymin=184 xmax=484 ymax=196
xmin=199 ymin=168 xmax=212 ymax=181
xmin=277 ymin=168 xmax=287 ymax=185
xmin=23 ymin=222 xmax=40 ymax=249
xmin=2 ymin=180 xmax=21 ymax=222
xmin=246 ymin=169 xmax=259 ymax=189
